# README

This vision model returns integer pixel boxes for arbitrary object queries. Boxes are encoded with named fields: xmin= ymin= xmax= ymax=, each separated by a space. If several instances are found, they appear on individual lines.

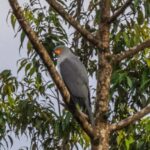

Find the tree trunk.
xmin=92 ymin=1 xmax=111 ymax=149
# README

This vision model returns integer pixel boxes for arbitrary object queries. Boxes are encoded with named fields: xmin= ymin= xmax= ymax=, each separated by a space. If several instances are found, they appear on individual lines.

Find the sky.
xmin=0 ymin=0 xmax=21 ymax=74
xmin=0 ymin=1 xmax=29 ymax=149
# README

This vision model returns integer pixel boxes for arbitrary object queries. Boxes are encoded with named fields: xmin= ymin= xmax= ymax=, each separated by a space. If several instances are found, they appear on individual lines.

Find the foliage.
xmin=0 ymin=0 xmax=150 ymax=149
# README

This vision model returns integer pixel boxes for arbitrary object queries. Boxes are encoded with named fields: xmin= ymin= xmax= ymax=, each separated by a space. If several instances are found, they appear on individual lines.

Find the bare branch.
xmin=8 ymin=0 xmax=95 ymax=139
xmin=110 ymin=104 xmax=150 ymax=132
xmin=109 ymin=0 xmax=133 ymax=23
xmin=112 ymin=39 xmax=150 ymax=62
xmin=46 ymin=0 xmax=101 ymax=48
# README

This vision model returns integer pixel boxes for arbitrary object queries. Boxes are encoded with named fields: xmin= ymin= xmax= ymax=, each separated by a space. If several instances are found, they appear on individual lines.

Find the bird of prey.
xmin=54 ymin=45 xmax=94 ymax=125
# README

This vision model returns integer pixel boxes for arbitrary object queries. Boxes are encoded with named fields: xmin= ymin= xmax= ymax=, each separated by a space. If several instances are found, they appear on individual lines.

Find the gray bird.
xmin=54 ymin=45 xmax=94 ymax=125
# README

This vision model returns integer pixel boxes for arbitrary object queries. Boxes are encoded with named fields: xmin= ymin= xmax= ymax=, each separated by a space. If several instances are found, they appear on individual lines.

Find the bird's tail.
xmin=85 ymin=100 xmax=94 ymax=126
xmin=71 ymin=95 xmax=94 ymax=125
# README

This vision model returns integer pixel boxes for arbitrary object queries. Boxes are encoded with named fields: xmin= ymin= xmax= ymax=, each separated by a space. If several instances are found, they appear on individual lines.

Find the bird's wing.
xmin=60 ymin=57 xmax=94 ymax=124
xmin=59 ymin=56 xmax=89 ymax=99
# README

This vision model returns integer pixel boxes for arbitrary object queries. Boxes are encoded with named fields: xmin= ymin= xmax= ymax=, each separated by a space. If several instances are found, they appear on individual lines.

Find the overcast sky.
xmin=0 ymin=1 xmax=29 ymax=149
xmin=0 ymin=1 xmax=21 ymax=74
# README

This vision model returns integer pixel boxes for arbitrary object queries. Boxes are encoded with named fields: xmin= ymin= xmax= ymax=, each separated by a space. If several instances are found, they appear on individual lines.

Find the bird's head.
xmin=53 ymin=45 xmax=70 ymax=57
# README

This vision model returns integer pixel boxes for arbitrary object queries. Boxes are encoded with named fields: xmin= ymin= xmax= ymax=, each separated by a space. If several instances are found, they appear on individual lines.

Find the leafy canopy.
xmin=0 ymin=0 xmax=150 ymax=149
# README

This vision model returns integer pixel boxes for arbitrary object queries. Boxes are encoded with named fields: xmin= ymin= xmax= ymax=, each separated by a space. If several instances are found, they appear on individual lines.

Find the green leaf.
xmin=126 ymin=76 xmax=133 ymax=88
xmin=140 ymin=71 xmax=150 ymax=90
xmin=17 ymin=59 xmax=27 ymax=73
xmin=8 ymin=95 xmax=15 ymax=106
xmin=19 ymin=31 xmax=26 ymax=50
xmin=123 ymin=32 xmax=130 ymax=47
xmin=125 ymin=136 xmax=134 ymax=150
xmin=25 ymin=63 xmax=31 ymax=75
xmin=118 ymin=72 xmax=126 ymax=83
xmin=27 ymin=40 xmax=33 ymax=55
xmin=0 ymin=70 xmax=11 ymax=78
xmin=28 ymin=67 xmax=36 ymax=77
xmin=7 ymin=135 xmax=13 ymax=147
xmin=125 ymin=139 xmax=130 ymax=150
xmin=144 ymin=1 xmax=150 ymax=18
xmin=117 ymin=131 xmax=125 ymax=145
xmin=137 ymin=10 xmax=144 ymax=25
xmin=145 ymin=58 xmax=150 ymax=67
xmin=10 ymin=14 xmax=16 ymax=30
xmin=134 ymin=0 xmax=139 ymax=9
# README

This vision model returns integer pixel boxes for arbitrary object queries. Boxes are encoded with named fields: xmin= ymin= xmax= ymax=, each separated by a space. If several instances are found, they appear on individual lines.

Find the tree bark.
xmin=92 ymin=0 xmax=111 ymax=150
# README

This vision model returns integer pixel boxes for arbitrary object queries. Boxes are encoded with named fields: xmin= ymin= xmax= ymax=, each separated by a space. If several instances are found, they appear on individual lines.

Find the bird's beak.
xmin=54 ymin=48 xmax=62 ymax=55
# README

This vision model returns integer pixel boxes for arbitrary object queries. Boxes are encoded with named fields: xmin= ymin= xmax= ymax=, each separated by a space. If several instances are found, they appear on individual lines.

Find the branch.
xmin=110 ymin=104 xmax=150 ymax=132
xmin=112 ymin=39 xmax=150 ymax=62
xmin=46 ymin=0 xmax=101 ymax=48
xmin=87 ymin=0 xmax=100 ymax=16
xmin=8 ymin=0 xmax=94 ymax=139
xmin=108 ymin=0 xmax=132 ymax=23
